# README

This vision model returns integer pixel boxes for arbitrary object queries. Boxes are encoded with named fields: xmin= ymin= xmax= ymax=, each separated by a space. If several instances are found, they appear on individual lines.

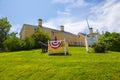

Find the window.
xmin=44 ymin=29 xmax=48 ymax=33
xmin=70 ymin=35 xmax=73 ymax=39
xmin=34 ymin=28 xmax=37 ymax=32
xmin=52 ymin=31 xmax=54 ymax=36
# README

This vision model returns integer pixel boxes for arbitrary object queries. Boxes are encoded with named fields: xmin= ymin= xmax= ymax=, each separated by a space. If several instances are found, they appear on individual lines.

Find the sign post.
xmin=64 ymin=38 xmax=66 ymax=55
xmin=48 ymin=36 xmax=68 ymax=55
xmin=85 ymin=35 xmax=89 ymax=52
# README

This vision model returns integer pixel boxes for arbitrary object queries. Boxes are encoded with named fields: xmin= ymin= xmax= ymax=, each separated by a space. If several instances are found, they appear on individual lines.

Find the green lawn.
xmin=0 ymin=47 xmax=120 ymax=80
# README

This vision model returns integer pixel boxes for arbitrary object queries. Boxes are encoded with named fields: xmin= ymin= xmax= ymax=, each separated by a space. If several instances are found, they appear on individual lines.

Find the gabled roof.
xmin=20 ymin=24 xmax=36 ymax=35
xmin=78 ymin=32 xmax=86 ymax=36
xmin=87 ymin=33 xmax=100 ymax=36
xmin=20 ymin=24 xmax=77 ymax=36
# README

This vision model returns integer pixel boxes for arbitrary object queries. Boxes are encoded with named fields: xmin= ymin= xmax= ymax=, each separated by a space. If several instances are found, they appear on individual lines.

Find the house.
xmin=20 ymin=19 xmax=84 ymax=46
xmin=78 ymin=33 xmax=86 ymax=46
xmin=86 ymin=27 xmax=100 ymax=46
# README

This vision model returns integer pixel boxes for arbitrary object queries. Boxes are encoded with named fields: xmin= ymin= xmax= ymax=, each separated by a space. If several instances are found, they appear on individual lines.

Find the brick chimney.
xmin=60 ymin=25 xmax=64 ymax=31
xmin=89 ymin=28 xmax=93 ymax=34
xmin=38 ymin=19 xmax=42 ymax=27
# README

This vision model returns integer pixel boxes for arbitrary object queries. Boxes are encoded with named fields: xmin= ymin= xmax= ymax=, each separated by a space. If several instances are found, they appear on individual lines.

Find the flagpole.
xmin=85 ymin=35 xmax=89 ymax=52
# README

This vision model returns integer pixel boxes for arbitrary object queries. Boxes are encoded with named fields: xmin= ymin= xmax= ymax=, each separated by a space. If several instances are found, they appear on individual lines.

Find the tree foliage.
xmin=32 ymin=30 xmax=50 ymax=48
xmin=0 ymin=17 xmax=11 ymax=49
xmin=3 ymin=33 xmax=36 ymax=51
xmin=24 ymin=37 xmax=35 ymax=50
xmin=98 ymin=31 xmax=120 ymax=52
xmin=3 ymin=32 xmax=24 ymax=51
xmin=0 ymin=17 xmax=51 ymax=52
xmin=3 ymin=29 xmax=50 ymax=51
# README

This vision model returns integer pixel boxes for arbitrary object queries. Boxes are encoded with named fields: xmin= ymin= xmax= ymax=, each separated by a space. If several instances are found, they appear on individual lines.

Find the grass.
xmin=0 ymin=47 xmax=120 ymax=80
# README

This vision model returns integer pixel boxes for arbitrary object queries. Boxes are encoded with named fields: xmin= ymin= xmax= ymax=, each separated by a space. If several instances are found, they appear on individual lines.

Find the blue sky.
xmin=0 ymin=0 xmax=120 ymax=36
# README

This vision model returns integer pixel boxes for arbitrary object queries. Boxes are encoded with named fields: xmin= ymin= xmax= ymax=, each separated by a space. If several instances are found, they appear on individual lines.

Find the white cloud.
xmin=52 ymin=0 xmax=88 ymax=16
xmin=64 ymin=21 xmax=87 ymax=34
xmin=47 ymin=0 xmax=120 ymax=35
xmin=90 ymin=0 xmax=120 ymax=33
xmin=10 ymin=24 xmax=22 ymax=37
xmin=12 ymin=0 xmax=120 ymax=37
xmin=43 ymin=20 xmax=57 ymax=30
xmin=57 ymin=10 xmax=70 ymax=16
xmin=43 ymin=0 xmax=93 ymax=34
xmin=43 ymin=16 xmax=87 ymax=35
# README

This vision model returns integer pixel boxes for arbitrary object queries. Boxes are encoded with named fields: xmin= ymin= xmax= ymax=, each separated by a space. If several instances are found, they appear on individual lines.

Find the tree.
xmin=98 ymin=32 xmax=120 ymax=52
xmin=9 ymin=32 xmax=18 ymax=38
xmin=0 ymin=17 xmax=11 ymax=49
xmin=24 ymin=37 xmax=35 ymax=50
xmin=3 ymin=32 xmax=24 ymax=51
xmin=32 ymin=30 xmax=50 ymax=48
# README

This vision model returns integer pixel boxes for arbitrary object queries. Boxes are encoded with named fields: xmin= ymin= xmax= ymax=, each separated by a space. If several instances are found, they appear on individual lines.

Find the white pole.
xmin=63 ymin=30 xmax=67 ymax=55
xmin=85 ymin=35 xmax=89 ymax=52
xmin=64 ymin=38 xmax=66 ymax=55
xmin=48 ymin=40 xmax=49 ymax=55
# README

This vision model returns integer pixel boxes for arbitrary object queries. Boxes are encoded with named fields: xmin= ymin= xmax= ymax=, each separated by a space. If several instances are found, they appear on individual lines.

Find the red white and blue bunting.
xmin=49 ymin=40 xmax=62 ymax=49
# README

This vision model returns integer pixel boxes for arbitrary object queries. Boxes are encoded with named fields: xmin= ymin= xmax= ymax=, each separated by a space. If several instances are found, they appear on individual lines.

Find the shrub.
xmin=24 ymin=37 xmax=35 ymax=50
xmin=3 ymin=37 xmax=24 ymax=51
xmin=98 ymin=32 xmax=120 ymax=52
xmin=93 ymin=43 xmax=106 ymax=53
